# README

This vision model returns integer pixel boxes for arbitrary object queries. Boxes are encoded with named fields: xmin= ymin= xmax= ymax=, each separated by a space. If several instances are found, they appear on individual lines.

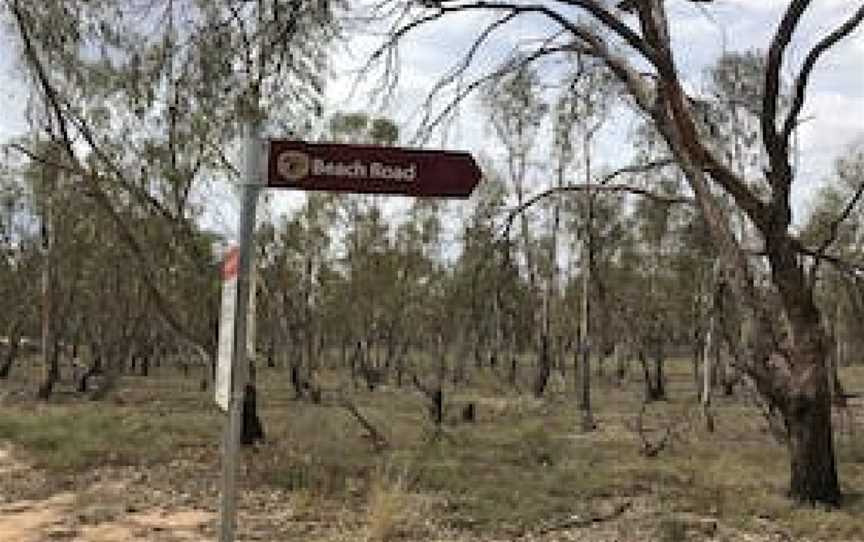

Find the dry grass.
xmin=1 ymin=356 xmax=863 ymax=541
xmin=365 ymin=468 xmax=414 ymax=541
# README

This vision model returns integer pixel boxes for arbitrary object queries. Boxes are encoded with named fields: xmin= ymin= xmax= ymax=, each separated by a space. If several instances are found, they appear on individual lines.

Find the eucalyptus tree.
xmin=4 ymin=1 xmax=340 ymax=399
xmin=18 ymin=139 xmax=67 ymax=398
xmin=0 ymin=164 xmax=37 ymax=381
xmin=371 ymin=0 xmax=864 ymax=504
xmin=323 ymin=113 xmax=407 ymax=381
xmin=481 ymin=62 xmax=549 ymax=388
xmin=453 ymin=172 xmax=509 ymax=371
xmin=560 ymin=55 xmax=617 ymax=429
xmin=801 ymin=145 xmax=864 ymax=391
xmin=699 ymin=51 xmax=780 ymax=394
xmin=255 ymin=194 xmax=337 ymax=396
xmin=397 ymin=200 xmax=450 ymax=380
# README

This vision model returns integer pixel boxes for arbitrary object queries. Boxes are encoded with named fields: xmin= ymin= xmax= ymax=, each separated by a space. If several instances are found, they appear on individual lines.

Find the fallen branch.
xmin=339 ymin=397 xmax=389 ymax=453
xmin=524 ymin=501 xmax=632 ymax=537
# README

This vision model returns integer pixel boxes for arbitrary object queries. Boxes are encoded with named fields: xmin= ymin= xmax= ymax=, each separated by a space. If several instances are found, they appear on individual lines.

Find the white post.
xmin=219 ymin=118 xmax=262 ymax=542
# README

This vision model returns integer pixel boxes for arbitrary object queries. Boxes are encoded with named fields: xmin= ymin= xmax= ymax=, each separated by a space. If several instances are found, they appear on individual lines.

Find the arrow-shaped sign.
xmin=267 ymin=140 xmax=481 ymax=198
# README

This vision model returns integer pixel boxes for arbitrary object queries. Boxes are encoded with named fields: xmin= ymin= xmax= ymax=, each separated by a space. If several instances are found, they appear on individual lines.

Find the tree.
xmin=4 ymin=0 xmax=340 ymax=428
xmin=482 ymin=62 xmax=548 ymax=394
xmin=372 ymin=0 xmax=864 ymax=504
xmin=801 ymin=144 xmax=864 ymax=398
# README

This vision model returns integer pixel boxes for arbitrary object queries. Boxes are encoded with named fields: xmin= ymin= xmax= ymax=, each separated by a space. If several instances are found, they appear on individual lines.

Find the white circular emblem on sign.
xmin=277 ymin=150 xmax=310 ymax=181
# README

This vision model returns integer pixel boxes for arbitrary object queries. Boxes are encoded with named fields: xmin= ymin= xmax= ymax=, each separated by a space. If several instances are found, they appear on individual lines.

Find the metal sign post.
xmin=218 ymin=118 xmax=262 ymax=542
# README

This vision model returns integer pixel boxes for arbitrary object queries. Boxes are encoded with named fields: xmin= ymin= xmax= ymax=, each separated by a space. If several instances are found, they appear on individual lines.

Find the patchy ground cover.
xmin=1 ymin=359 xmax=863 ymax=541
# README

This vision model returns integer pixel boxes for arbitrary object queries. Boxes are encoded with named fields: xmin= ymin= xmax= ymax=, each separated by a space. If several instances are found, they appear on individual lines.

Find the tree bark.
xmin=785 ymin=381 xmax=840 ymax=504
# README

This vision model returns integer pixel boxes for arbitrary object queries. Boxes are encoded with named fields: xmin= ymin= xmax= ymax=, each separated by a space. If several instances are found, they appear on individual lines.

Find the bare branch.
xmin=428 ymin=11 xmax=520 ymax=98
xmin=549 ymin=0 xmax=659 ymax=64
xmin=813 ymin=179 xmax=864 ymax=264
xmin=762 ymin=0 xmax=811 ymax=173
xmin=781 ymin=4 xmax=864 ymax=150
xmin=502 ymin=158 xmax=683 ymax=240
xmin=339 ymin=397 xmax=390 ymax=452
xmin=525 ymin=501 xmax=632 ymax=538
xmin=619 ymin=3 xmax=769 ymax=232
xmin=413 ymin=43 xmax=580 ymax=145
xmin=10 ymin=1 xmax=211 ymax=353
xmin=417 ymin=1 xmax=659 ymax=66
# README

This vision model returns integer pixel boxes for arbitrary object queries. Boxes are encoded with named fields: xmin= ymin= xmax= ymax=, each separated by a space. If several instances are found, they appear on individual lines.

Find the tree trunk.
xmin=533 ymin=333 xmax=551 ymax=397
xmin=578 ymin=125 xmax=595 ymax=433
xmin=90 ymin=343 xmax=125 ymax=401
xmin=508 ymin=334 xmax=518 ymax=387
xmin=558 ymin=335 xmax=567 ymax=377
xmin=653 ymin=338 xmax=666 ymax=400
xmin=713 ymin=344 xmax=724 ymax=392
xmin=785 ymin=388 xmax=840 ymax=504
xmin=578 ymin=340 xmax=595 ymax=431
xmin=396 ymin=343 xmax=407 ymax=388
xmin=639 ymin=349 xmax=655 ymax=402
xmin=241 ymin=383 xmax=265 ymax=445
xmin=36 ymin=340 xmax=60 ymax=400
xmin=0 ymin=327 xmax=21 ymax=380
xmin=78 ymin=363 xmax=101 ymax=394
xmin=267 ymin=336 xmax=276 ymax=368
xmin=824 ymin=318 xmax=846 ymax=404
xmin=692 ymin=335 xmax=702 ymax=398
xmin=615 ymin=343 xmax=626 ymax=385
xmin=702 ymin=296 xmax=716 ymax=432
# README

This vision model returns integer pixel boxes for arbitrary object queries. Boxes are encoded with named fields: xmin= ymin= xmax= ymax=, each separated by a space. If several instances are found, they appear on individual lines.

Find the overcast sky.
xmin=2 ymin=1 xmax=862 ymax=232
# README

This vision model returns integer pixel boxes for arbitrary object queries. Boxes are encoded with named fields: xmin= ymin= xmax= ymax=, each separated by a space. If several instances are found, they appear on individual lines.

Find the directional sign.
xmin=268 ymin=140 xmax=481 ymax=198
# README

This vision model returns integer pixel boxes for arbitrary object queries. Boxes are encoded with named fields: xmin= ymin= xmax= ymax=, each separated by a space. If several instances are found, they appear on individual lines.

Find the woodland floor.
xmin=1 ymin=358 xmax=863 ymax=541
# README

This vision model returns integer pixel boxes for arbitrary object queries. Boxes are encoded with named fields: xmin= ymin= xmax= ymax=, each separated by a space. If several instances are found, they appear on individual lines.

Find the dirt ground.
xmin=1 ymin=445 xmax=212 ymax=541
xmin=0 ymin=442 xmax=820 ymax=542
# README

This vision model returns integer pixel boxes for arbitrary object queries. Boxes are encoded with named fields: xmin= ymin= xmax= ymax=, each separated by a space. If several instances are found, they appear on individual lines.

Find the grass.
xmin=365 ymin=466 xmax=417 ymax=541
xmin=0 ymin=405 xmax=218 ymax=471
xmin=1 ymin=357 xmax=864 ymax=540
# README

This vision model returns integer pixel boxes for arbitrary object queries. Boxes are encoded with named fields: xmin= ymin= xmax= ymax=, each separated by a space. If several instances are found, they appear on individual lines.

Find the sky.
xmin=1 ymin=1 xmax=862 ymax=235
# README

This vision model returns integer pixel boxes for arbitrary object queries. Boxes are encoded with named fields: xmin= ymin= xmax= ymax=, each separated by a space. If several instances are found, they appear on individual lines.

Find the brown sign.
xmin=267 ymin=140 xmax=481 ymax=198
